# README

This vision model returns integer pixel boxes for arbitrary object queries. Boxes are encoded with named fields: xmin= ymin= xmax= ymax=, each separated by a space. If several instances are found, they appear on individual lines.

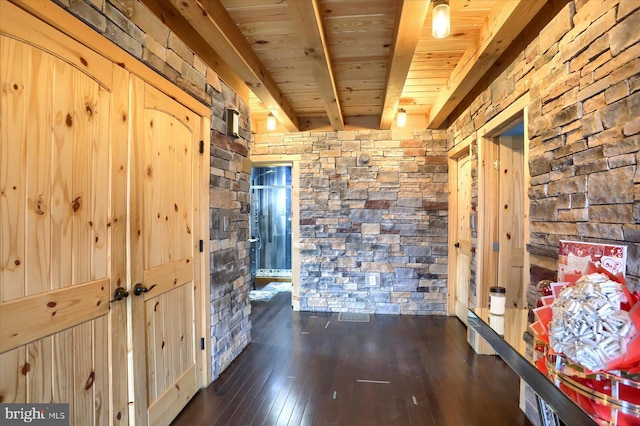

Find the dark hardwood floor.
xmin=172 ymin=291 xmax=533 ymax=426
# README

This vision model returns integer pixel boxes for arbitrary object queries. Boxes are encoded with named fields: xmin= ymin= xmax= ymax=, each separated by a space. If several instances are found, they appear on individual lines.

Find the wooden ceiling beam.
xmin=427 ymin=0 xmax=547 ymax=129
xmin=287 ymin=0 xmax=344 ymax=131
xmin=379 ymin=0 xmax=430 ymax=130
xmin=142 ymin=0 xmax=300 ymax=132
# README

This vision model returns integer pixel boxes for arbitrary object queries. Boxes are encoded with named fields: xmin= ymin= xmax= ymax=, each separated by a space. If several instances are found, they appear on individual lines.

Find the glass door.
xmin=250 ymin=166 xmax=292 ymax=279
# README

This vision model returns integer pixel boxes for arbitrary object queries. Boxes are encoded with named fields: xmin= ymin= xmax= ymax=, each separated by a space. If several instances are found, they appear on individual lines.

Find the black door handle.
xmin=111 ymin=287 xmax=129 ymax=302
xmin=133 ymin=283 xmax=156 ymax=296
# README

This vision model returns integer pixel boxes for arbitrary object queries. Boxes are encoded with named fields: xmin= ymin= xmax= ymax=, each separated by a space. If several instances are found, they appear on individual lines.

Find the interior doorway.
xmin=497 ymin=123 xmax=526 ymax=311
xmin=250 ymin=166 xmax=293 ymax=287
xmin=249 ymin=156 xmax=300 ymax=310
xmin=477 ymin=116 xmax=529 ymax=312
xmin=470 ymin=94 xmax=531 ymax=354
xmin=447 ymin=137 xmax=473 ymax=325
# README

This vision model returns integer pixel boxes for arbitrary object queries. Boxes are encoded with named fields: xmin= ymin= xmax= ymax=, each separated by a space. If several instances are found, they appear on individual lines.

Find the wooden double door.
xmin=0 ymin=2 xmax=207 ymax=424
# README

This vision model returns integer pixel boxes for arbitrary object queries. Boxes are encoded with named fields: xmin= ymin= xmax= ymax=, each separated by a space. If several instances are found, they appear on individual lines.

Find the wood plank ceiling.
xmin=141 ymin=0 xmax=547 ymax=132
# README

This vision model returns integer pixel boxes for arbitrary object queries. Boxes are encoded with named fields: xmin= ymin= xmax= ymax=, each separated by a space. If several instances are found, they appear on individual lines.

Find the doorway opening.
xmin=477 ymin=114 xmax=529 ymax=313
xmin=448 ymin=136 xmax=473 ymax=325
xmin=470 ymin=94 xmax=531 ymax=354
xmin=250 ymin=166 xmax=292 ymax=288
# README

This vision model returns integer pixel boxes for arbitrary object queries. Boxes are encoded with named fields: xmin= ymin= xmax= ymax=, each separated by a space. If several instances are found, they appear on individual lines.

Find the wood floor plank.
xmin=172 ymin=291 xmax=533 ymax=426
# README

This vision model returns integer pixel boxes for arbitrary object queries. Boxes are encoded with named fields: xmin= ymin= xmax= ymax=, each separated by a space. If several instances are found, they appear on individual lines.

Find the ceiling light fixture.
xmin=432 ymin=0 xmax=450 ymax=39
xmin=397 ymin=108 xmax=407 ymax=128
xmin=267 ymin=113 xmax=277 ymax=131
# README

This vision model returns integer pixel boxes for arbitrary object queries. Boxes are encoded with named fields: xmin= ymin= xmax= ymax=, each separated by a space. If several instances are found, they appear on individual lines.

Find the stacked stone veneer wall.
xmin=56 ymin=0 xmax=252 ymax=381
xmin=449 ymin=0 xmax=640 ymax=420
xmin=209 ymin=123 xmax=252 ymax=379
xmin=252 ymin=129 xmax=449 ymax=314
xmin=450 ymin=0 xmax=640 ymax=303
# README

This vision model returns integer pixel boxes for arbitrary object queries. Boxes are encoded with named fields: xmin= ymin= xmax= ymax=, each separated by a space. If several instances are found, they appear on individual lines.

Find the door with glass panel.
xmin=250 ymin=166 xmax=292 ymax=282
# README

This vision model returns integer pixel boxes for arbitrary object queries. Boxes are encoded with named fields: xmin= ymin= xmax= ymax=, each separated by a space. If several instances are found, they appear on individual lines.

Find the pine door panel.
xmin=0 ymin=4 xmax=119 ymax=423
xmin=498 ymin=135 xmax=525 ymax=310
xmin=0 ymin=278 xmax=109 ymax=352
xmin=454 ymin=154 xmax=472 ymax=323
xmin=131 ymin=77 xmax=199 ymax=425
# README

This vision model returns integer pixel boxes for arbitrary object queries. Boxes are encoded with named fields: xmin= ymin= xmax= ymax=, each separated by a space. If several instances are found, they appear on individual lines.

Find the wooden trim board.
xmin=197 ymin=115 xmax=212 ymax=387
xmin=147 ymin=364 xmax=197 ymax=426
xmin=0 ymin=278 xmax=110 ymax=353
xmin=143 ymin=258 xmax=194 ymax=301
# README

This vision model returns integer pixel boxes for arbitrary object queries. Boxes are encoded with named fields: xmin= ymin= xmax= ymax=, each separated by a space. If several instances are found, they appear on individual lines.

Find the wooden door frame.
xmin=196 ymin=116 xmax=212 ymax=387
xmin=476 ymin=93 xmax=531 ymax=313
xmin=8 ymin=0 xmax=213 ymax=422
xmin=447 ymin=135 xmax=473 ymax=316
xmin=249 ymin=154 xmax=301 ymax=310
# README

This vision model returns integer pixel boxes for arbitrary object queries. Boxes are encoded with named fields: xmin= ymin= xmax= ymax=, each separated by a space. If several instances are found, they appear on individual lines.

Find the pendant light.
xmin=397 ymin=108 xmax=407 ymax=128
xmin=432 ymin=0 xmax=450 ymax=39
xmin=267 ymin=113 xmax=277 ymax=131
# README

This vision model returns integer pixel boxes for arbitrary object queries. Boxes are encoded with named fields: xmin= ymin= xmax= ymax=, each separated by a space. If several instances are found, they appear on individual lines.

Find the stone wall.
xmin=54 ymin=0 xmax=210 ymax=104
xmin=450 ymin=0 xmax=640 ymax=294
xmin=209 ymin=109 xmax=252 ymax=379
xmin=449 ymin=1 xmax=640 ymax=419
xmin=251 ymin=129 xmax=449 ymax=314
xmin=55 ymin=0 xmax=252 ymax=381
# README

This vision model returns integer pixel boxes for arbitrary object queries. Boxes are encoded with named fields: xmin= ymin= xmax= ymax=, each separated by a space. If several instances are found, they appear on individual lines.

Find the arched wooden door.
xmin=129 ymin=77 xmax=201 ymax=425
xmin=1 ymin=3 xmax=208 ymax=424
xmin=0 ymin=3 xmax=129 ymax=423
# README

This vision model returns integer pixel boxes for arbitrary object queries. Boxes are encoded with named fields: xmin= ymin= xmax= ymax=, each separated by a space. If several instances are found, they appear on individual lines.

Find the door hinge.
xmin=493 ymin=160 xmax=500 ymax=170
xmin=199 ymin=140 xmax=204 ymax=154
xmin=199 ymin=239 xmax=204 ymax=253
xmin=492 ymin=242 xmax=499 ymax=252
xmin=201 ymin=337 xmax=205 ymax=350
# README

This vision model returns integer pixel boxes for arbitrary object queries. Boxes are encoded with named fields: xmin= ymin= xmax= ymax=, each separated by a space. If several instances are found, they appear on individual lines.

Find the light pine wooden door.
xmin=454 ymin=154 xmax=472 ymax=324
xmin=0 ymin=3 xmax=129 ymax=423
xmin=498 ymin=135 xmax=525 ymax=310
xmin=130 ymin=76 xmax=200 ymax=425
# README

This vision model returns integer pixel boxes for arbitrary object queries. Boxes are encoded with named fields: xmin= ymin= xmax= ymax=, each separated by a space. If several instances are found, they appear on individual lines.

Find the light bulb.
xmin=432 ymin=0 xmax=450 ymax=39
xmin=267 ymin=113 xmax=276 ymax=131
xmin=397 ymin=108 xmax=407 ymax=128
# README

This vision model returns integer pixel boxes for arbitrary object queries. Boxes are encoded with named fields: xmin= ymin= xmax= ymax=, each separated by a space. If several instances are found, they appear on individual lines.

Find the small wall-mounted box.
xmin=365 ymin=272 xmax=380 ymax=287
xmin=226 ymin=108 xmax=239 ymax=138
xmin=218 ymin=214 xmax=229 ymax=232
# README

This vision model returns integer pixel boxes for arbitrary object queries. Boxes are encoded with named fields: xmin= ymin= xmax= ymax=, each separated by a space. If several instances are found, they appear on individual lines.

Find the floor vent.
xmin=337 ymin=312 xmax=370 ymax=323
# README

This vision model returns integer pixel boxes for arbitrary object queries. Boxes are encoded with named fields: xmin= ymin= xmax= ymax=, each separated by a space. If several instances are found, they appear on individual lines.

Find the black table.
xmin=468 ymin=308 xmax=597 ymax=425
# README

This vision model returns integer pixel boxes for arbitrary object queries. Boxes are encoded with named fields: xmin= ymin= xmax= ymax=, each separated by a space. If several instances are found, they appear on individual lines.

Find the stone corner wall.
xmin=251 ymin=128 xmax=449 ymax=315
xmin=530 ymin=0 xmax=640 ymax=290
xmin=449 ymin=0 xmax=640 ymax=422
xmin=209 ymin=90 xmax=252 ymax=379
xmin=450 ymin=0 xmax=640 ymax=294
